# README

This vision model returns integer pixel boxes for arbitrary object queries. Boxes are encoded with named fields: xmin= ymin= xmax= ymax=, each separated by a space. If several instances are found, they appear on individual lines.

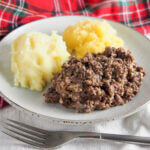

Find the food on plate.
xmin=11 ymin=31 xmax=70 ymax=91
xmin=44 ymin=47 xmax=146 ymax=113
xmin=63 ymin=20 xmax=124 ymax=59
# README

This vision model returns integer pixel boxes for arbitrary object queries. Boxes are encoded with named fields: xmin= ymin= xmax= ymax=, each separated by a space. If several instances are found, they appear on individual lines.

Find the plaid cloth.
xmin=0 ymin=0 xmax=150 ymax=108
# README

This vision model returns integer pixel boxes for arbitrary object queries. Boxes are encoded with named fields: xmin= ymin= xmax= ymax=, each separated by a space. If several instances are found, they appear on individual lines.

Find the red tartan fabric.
xmin=0 ymin=0 xmax=150 ymax=108
xmin=0 ymin=97 xmax=8 ymax=108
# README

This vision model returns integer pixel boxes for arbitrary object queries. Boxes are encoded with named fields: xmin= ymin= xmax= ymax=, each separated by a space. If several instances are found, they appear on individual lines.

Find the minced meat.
xmin=43 ymin=47 xmax=146 ymax=113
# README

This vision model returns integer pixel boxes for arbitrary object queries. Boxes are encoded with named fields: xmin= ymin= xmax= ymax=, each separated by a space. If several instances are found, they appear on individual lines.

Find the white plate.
xmin=0 ymin=16 xmax=150 ymax=124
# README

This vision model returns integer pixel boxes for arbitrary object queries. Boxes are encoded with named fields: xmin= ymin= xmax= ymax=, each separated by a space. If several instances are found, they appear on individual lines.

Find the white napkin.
xmin=0 ymin=35 xmax=149 ymax=150
xmin=0 ymin=104 xmax=150 ymax=150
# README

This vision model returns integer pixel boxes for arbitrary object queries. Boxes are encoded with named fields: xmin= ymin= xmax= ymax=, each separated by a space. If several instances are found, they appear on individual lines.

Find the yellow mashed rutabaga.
xmin=63 ymin=20 xmax=124 ymax=59
xmin=11 ymin=31 xmax=70 ymax=91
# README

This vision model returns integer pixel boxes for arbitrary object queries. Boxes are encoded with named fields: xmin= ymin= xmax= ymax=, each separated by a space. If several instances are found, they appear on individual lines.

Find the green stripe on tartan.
xmin=119 ymin=0 xmax=129 ymax=6
xmin=12 ymin=1 xmax=28 ymax=17
xmin=12 ymin=10 xmax=26 ymax=17
xmin=128 ymin=20 xmax=134 ymax=28
xmin=136 ymin=0 xmax=147 ymax=3
xmin=142 ymin=0 xmax=148 ymax=2
xmin=24 ymin=1 xmax=28 ymax=9
xmin=12 ymin=9 xmax=26 ymax=17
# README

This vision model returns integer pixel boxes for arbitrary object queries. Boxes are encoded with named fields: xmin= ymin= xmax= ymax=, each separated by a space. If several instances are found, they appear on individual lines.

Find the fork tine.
xmin=2 ymin=131 xmax=45 ymax=148
xmin=4 ymin=127 xmax=46 ymax=144
xmin=7 ymin=119 xmax=47 ymax=134
xmin=3 ymin=122 xmax=46 ymax=139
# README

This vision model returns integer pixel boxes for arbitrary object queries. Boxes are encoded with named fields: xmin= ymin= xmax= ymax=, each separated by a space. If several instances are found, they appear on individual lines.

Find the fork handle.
xmin=101 ymin=133 xmax=150 ymax=145
xmin=79 ymin=133 xmax=150 ymax=146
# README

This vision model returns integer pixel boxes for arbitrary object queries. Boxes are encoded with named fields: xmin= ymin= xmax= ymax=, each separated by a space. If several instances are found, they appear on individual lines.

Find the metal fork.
xmin=1 ymin=119 xmax=150 ymax=149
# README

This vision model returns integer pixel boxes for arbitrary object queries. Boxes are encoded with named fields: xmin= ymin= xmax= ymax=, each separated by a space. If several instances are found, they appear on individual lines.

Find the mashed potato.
xmin=11 ymin=31 xmax=70 ymax=91
xmin=63 ymin=20 xmax=124 ymax=59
